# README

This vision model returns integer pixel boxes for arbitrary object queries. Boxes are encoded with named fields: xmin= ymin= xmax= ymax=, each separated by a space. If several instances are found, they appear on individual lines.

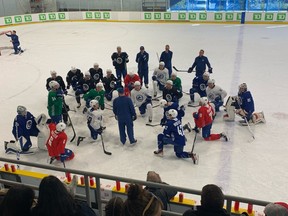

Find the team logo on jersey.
xmin=95 ymin=96 xmax=101 ymax=101
xmin=136 ymin=94 xmax=144 ymax=102
xmin=208 ymin=93 xmax=215 ymax=100
xmin=72 ymin=75 xmax=78 ymax=81
xmin=94 ymin=74 xmax=100 ymax=80
xmin=165 ymin=110 xmax=169 ymax=118
xmin=110 ymin=81 xmax=115 ymax=88
xmin=83 ymin=84 xmax=89 ymax=91
xmin=166 ymin=94 xmax=172 ymax=102
xmin=26 ymin=120 xmax=32 ymax=130
xmin=157 ymin=73 xmax=164 ymax=80
xmin=200 ymin=83 xmax=206 ymax=91
xmin=116 ymin=57 xmax=123 ymax=64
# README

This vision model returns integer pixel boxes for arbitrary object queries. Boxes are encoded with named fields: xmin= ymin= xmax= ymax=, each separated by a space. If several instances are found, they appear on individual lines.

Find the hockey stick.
xmin=156 ymin=52 xmax=160 ymax=62
xmin=173 ymin=66 xmax=190 ymax=73
xmin=100 ymin=134 xmax=112 ymax=155
xmin=190 ymin=131 xmax=199 ymax=164
xmin=63 ymin=104 xmax=76 ymax=142
xmin=244 ymin=117 xmax=255 ymax=139
xmin=146 ymin=123 xmax=160 ymax=127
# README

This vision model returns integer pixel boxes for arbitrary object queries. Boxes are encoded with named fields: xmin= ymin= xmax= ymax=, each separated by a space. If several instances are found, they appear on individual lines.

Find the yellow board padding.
xmin=0 ymin=167 xmax=48 ymax=179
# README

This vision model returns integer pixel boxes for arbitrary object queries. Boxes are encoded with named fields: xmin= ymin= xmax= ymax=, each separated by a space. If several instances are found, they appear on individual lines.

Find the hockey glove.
xmin=152 ymin=75 xmax=157 ymax=81
xmin=132 ymin=116 xmax=137 ymax=121
xmin=60 ymin=154 xmax=66 ymax=162
xmin=188 ymin=67 xmax=193 ymax=73
xmin=67 ymin=85 xmax=70 ymax=89
xmin=180 ymin=105 xmax=186 ymax=112
xmin=160 ymin=118 xmax=166 ymax=126
xmin=208 ymin=67 xmax=213 ymax=73
xmin=64 ymin=89 xmax=68 ymax=95
xmin=193 ymin=112 xmax=199 ymax=119
xmin=97 ymin=128 xmax=103 ymax=135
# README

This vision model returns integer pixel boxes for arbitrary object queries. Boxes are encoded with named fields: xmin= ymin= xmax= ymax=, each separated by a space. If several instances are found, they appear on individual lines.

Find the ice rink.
xmin=0 ymin=21 xmax=287 ymax=203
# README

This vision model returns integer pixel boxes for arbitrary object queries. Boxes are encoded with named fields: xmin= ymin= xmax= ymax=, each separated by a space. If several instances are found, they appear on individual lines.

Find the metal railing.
xmin=0 ymin=157 xmax=270 ymax=216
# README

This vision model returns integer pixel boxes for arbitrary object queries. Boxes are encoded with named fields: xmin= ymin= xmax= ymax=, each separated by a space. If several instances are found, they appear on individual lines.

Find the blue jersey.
xmin=163 ymin=118 xmax=185 ymax=146
xmin=12 ymin=112 xmax=39 ymax=139
xmin=191 ymin=56 xmax=211 ymax=77
xmin=160 ymin=50 xmax=173 ymax=69
xmin=192 ymin=76 xmax=208 ymax=97
xmin=6 ymin=34 xmax=20 ymax=45
xmin=238 ymin=91 xmax=255 ymax=114
xmin=136 ymin=51 xmax=149 ymax=70
xmin=113 ymin=95 xmax=136 ymax=123
xmin=163 ymin=102 xmax=185 ymax=122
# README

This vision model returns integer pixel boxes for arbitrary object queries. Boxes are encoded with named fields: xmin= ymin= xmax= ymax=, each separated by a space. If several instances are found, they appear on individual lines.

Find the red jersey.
xmin=124 ymin=74 xmax=141 ymax=96
xmin=194 ymin=104 xmax=215 ymax=128
xmin=46 ymin=123 xmax=67 ymax=157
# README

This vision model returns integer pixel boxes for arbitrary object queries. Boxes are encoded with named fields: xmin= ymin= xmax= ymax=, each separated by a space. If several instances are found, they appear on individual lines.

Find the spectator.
xmin=183 ymin=184 xmax=230 ymax=216
xmin=0 ymin=185 xmax=35 ymax=216
xmin=124 ymin=183 xmax=163 ymax=216
xmin=32 ymin=175 xmax=95 ymax=216
xmin=264 ymin=202 xmax=288 ymax=216
xmin=145 ymin=171 xmax=177 ymax=210
xmin=105 ymin=197 xmax=124 ymax=216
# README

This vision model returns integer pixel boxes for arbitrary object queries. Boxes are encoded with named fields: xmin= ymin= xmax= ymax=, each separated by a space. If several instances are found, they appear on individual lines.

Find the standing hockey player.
xmin=83 ymin=82 xmax=105 ymax=111
xmin=102 ymin=69 xmax=118 ymax=101
xmin=66 ymin=66 xmax=83 ymax=91
xmin=154 ymin=109 xmax=193 ymax=159
xmin=188 ymin=49 xmax=212 ymax=77
xmin=136 ymin=46 xmax=149 ymax=88
xmin=188 ymin=72 xmax=210 ymax=107
xmin=6 ymin=106 xmax=39 ymax=153
xmin=162 ymin=80 xmax=181 ymax=103
xmin=75 ymin=71 xmax=95 ymax=108
xmin=131 ymin=81 xmax=153 ymax=123
xmin=152 ymin=62 xmax=169 ymax=98
xmin=86 ymin=100 xmax=105 ymax=141
xmin=170 ymin=72 xmax=183 ymax=98
xmin=160 ymin=45 xmax=173 ymax=77
xmin=111 ymin=46 xmax=129 ymax=80
xmin=113 ymin=88 xmax=137 ymax=145
xmin=206 ymin=79 xmax=227 ymax=112
xmin=159 ymin=99 xmax=185 ymax=126
xmin=223 ymin=83 xmax=265 ymax=124
xmin=47 ymin=81 xmax=63 ymax=124
xmin=89 ymin=63 xmax=103 ymax=84
xmin=46 ymin=122 xmax=74 ymax=164
xmin=193 ymin=97 xmax=228 ymax=141
xmin=124 ymin=71 xmax=141 ymax=96
xmin=6 ymin=30 xmax=24 ymax=54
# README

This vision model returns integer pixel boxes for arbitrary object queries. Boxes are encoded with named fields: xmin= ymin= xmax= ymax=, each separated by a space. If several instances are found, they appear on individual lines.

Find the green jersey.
xmin=48 ymin=91 xmax=63 ymax=117
xmin=170 ymin=77 xmax=182 ymax=91
xmin=83 ymin=89 xmax=105 ymax=106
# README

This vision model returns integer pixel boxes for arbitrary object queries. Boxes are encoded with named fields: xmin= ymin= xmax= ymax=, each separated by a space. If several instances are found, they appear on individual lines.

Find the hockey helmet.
xmin=96 ymin=82 xmax=104 ymax=88
xmin=50 ymin=70 xmax=57 ymax=75
xmin=134 ymin=81 xmax=141 ymax=86
xmin=199 ymin=97 xmax=208 ymax=105
xmin=17 ymin=105 xmax=27 ymax=115
xmin=71 ymin=66 xmax=77 ymax=72
xmin=159 ymin=99 xmax=167 ymax=108
xmin=159 ymin=61 xmax=165 ymax=67
xmin=203 ymin=72 xmax=210 ymax=77
xmin=207 ymin=79 xmax=215 ymax=85
xmin=166 ymin=80 xmax=173 ymax=85
xmin=106 ymin=69 xmax=112 ymax=74
xmin=90 ymin=99 xmax=99 ymax=107
xmin=168 ymin=109 xmax=178 ymax=118
xmin=49 ymin=80 xmax=59 ymax=89
xmin=84 ymin=71 xmax=91 ymax=76
xmin=56 ymin=122 xmax=66 ymax=132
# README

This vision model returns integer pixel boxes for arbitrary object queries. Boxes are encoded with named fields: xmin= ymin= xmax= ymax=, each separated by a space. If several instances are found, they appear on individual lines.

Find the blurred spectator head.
xmin=201 ymin=184 xmax=224 ymax=209
xmin=0 ymin=185 xmax=35 ymax=216
xmin=124 ymin=183 xmax=163 ymax=216
xmin=146 ymin=171 xmax=162 ymax=183
xmin=105 ymin=197 xmax=124 ymax=216
xmin=264 ymin=202 xmax=288 ymax=216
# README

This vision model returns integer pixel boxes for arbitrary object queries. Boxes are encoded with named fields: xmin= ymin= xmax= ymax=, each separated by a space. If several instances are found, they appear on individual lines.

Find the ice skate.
xmin=183 ymin=122 xmax=192 ymax=133
xmin=220 ymin=132 xmax=228 ymax=141
xmin=153 ymin=149 xmax=163 ymax=156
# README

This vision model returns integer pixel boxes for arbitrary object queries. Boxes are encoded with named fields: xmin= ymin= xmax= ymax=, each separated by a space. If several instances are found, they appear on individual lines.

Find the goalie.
xmin=223 ymin=83 xmax=265 ymax=125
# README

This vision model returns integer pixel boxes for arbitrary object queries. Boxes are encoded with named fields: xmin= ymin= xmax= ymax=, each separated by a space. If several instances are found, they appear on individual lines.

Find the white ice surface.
xmin=0 ymin=22 xmax=287 ymax=203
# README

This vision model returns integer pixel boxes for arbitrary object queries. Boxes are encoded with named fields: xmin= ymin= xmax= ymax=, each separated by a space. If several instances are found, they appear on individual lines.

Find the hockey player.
xmin=6 ymin=106 xmax=39 ymax=153
xmin=188 ymin=49 xmax=212 ymax=77
xmin=46 ymin=122 xmax=74 ymax=163
xmin=159 ymin=99 xmax=185 ymax=126
xmin=75 ymin=71 xmax=96 ymax=108
xmin=170 ymin=72 xmax=183 ymax=98
xmin=160 ymin=45 xmax=173 ymax=77
xmin=83 ymin=82 xmax=105 ymax=111
xmin=46 ymin=70 xmax=66 ymax=92
xmin=48 ymin=81 xmax=63 ymax=124
xmin=111 ymin=46 xmax=129 ymax=80
xmin=223 ymin=83 xmax=265 ymax=124
xmin=206 ymin=79 xmax=227 ymax=112
xmin=193 ymin=97 xmax=228 ymax=141
xmin=124 ymin=71 xmax=141 ymax=96
xmin=152 ymin=62 xmax=169 ymax=98
xmin=6 ymin=30 xmax=24 ymax=54
xmin=113 ymin=88 xmax=137 ymax=145
xmin=66 ymin=66 xmax=83 ymax=91
xmin=86 ymin=100 xmax=105 ymax=140
xmin=188 ymin=72 xmax=210 ymax=107
xmin=102 ymin=69 xmax=118 ymax=101
xmin=136 ymin=46 xmax=149 ymax=88
xmin=131 ymin=81 xmax=153 ymax=123
xmin=89 ymin=63 xmax=103 ymax=84
xmin=154 ymin=109 xmax=193 ymax=159
xmin=162 ymin=80 xmax=181 ymax=103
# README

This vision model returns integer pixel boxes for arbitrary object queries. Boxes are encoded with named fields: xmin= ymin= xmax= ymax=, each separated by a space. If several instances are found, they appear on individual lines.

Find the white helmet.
xmin=128 ymin=71 xmax=135 ymax=76
xmin=49 ymin=80 xmax=59 ymax=89
xmin=106 ymin=69 xmax=112 ymax=73
xmin=90 ymin=99 xmax=99 ymax=107
xmin=199 ymin=97 xmax=208 ymax=105
xmin=50 ymin=70 xmax=57 ymax=75
xmin=134 ymin=81 xmax=141 ymax=86
xmin=239 ymin=83 xmax=247 ymax=90
xmin=166 ymin=80 xmax=173 ymax=85
xmin=96 ymin=82 xmax=103 ymax=88
xmin=203 ymin=72 xmax=210 ymax=77
xmin=17 ymin=105 xmax=27 ymax=115
xmin=168 ymin=109 xmax=178 ymax=118
xmin=159 ymin=61 xmax=165 ymax=67
xmin=159 ymin=99 xmax=167 ymax=108
xmin=207 ymin=79 xmax=215 ymax=85
xmin=84 ymin=71 xmax=90 ymax=76
xmin=56 ymin=122 xmax=66 ymax=132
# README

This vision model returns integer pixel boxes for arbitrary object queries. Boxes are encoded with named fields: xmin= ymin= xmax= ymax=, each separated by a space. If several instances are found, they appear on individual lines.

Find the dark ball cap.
xmin=117 ymin=87 xmax=124 ymax=94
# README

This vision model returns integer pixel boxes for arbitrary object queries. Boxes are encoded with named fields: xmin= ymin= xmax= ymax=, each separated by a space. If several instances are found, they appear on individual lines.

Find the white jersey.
xmin=206 ymin=85 xmax=227 ymax=102
xmin=153 ymin=67 xmax=169 ymax=85
xmin=87 ymin=108 xmax=103 ymax=130
xmin=131 ymin=88 xmax=151 ymax=107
